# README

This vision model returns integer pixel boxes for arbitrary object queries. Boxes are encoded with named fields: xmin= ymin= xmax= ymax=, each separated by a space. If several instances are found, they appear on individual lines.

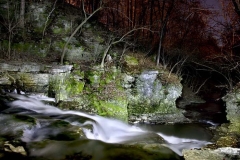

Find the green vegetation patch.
xmin=93 ymin=100 xmax=128 ymax=121
xmin=65 ymin=76 xmax=85 ymax=95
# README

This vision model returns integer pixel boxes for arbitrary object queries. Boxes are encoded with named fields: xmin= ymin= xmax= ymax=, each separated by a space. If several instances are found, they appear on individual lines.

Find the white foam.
xmin=7 ymin=94 xmax=211 ymax=156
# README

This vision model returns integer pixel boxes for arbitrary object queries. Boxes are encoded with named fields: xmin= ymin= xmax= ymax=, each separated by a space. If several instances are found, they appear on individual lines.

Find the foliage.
xmin=1 ymin=0 xmax=240 ymax=95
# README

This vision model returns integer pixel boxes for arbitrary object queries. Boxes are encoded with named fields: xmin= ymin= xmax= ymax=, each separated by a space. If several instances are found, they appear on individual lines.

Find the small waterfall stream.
xmin=0 ymin=93 xmax=212 ymax=159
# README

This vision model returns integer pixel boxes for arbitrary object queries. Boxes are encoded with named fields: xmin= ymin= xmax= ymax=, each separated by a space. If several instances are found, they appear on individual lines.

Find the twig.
xmin=60 ymin=4 xmax=103 ymax=65
xmin=42 ymin=0 xmax=58 ymax=39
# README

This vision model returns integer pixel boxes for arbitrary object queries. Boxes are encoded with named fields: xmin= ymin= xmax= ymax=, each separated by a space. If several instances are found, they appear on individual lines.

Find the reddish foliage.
xmin=64 ymin=0 xmax=238 ymax=58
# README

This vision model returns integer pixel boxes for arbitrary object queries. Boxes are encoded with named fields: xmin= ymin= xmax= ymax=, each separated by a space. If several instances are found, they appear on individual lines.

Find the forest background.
xmin=1 ymin=0 xmax=240 ymax=92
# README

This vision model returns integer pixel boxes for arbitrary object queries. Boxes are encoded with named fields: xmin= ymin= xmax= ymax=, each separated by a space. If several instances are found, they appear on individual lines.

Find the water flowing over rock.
xmin=0 ymin=94 xmax=211 ymax=159
xmin=0 ymin=0 xmax=187 ymax=123
xmin=182 ymin=82 xmax=240 ymax=160
xmin=0 ymin=0 xmax=188 ymax=124
xmin=0 ymin=59 xmax=188 ymax=124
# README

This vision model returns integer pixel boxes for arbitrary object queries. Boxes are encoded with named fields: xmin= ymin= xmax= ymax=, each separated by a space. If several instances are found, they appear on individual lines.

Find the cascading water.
xmin=0 ymin=93 xmax=212 ymax=159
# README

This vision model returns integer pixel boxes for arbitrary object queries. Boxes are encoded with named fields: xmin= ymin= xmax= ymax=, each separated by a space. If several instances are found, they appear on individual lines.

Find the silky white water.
xmin=5 ymin=93 xmax=211 ymax=157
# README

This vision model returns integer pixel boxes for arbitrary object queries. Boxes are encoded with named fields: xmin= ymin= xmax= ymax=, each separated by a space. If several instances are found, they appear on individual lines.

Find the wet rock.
xmin=0 ymin=114 xmax=36 ymax=139
xmin=216 ymin=136 xmax=238 ymax=147
xmin=127 ymin=69 xmax=188 ymax=124
xmin=183 ymin=147 xmax=240 ymax=160
xmin=177 ymin=84 xmax=205 ymax=109
xmin=222 ymin=83 xmax=240 ymax=134
xmin=26 ymin=140 xmax=180 ymax=160
xmin=4 ymin=141 xmax=26 ymax=156
xmin=0 ymin=62 xmax=41 ymax=72
xmin=183 ymin=149 xmax=225 ymax=160
xmin=0 ymin=75 xmax=11 ymax=85
xmin=122 ymin=55 xmax=140 ymax=74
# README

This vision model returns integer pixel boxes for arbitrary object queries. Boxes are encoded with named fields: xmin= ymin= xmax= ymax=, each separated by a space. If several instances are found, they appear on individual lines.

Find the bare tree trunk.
xmin=156 ymin=29 xmax=164 ymax=66
xmin=19 ymin=0 xmax=25 ymax=28
xmin=156 ymin=0 xmax=175 ymax=66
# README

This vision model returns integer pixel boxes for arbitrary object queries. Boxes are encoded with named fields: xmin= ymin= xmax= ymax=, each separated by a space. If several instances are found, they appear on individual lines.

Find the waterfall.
xmin=4 ymin=93 xmax=211 ymax=156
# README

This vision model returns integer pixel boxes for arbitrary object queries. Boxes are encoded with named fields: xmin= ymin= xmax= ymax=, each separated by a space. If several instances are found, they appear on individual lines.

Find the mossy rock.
xmin=52 ymin=18 xmax=71 ymax=36
xmin=227 ymin=114 xmax=240 ymax=134
xmin=93 ymin=100 xmax=128 ymax=121
xmin=216 ymin=136 xmax=238 ymax=147
xmin=122 ymin=55 xmax=141 ymax=74
xmin=84 ymin=66 xmax=129 ymax=121
xmin=8 ymin=72 xmax=49 ymax=93
xmin=49 ymin=73 xmax=85 ymax=102
xmin=0 ymin=114 xmax=37 ymax=139
xmin=124 ymin=55 xmax=139 ymax=66
xmin=57 ymin=97 xmax=94 ymax=113
xmin=223 ymin=84 xmax=240 ymax=135
xmin=128 ymin=100 xmax=178 ymax=116
xmin=12 ymin=41 xmax=49 ymax=57
xmin=65 ymin=76 xmax=85 ymax=95
xmin=44 ymin=120 xmax=86 ymax=141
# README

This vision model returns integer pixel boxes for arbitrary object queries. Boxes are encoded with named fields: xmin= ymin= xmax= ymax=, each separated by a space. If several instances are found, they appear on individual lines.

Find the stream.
xmin=0 ymin=93 xmax=214 ymax=160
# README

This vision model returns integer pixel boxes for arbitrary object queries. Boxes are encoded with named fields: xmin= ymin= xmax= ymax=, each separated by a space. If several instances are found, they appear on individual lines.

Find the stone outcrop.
xmin=183 ymin=147 xmax=240 ymax=160
xmin=0 ymin=62 xmax=72 ymax=93
xmin=0 ymin=1 xmax=187 ymax=124
xmin=222 ymin=83 xmax=240 ymax=134
xmin=183 ymin=83 xmax=240 ymax=160
xmin=0 ymin=57 xmax=187 ymax=124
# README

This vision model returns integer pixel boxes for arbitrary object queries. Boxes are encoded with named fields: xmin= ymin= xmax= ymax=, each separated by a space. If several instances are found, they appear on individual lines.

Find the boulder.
xmin=183 ymin=147 xmax=240 ymax=160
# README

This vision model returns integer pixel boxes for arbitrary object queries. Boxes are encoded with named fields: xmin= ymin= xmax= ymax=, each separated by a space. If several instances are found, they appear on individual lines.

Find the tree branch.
xmin=60 ymin=4 xmax=102 ymax=65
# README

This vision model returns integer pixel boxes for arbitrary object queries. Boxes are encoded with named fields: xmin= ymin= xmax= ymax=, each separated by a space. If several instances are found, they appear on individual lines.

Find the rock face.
xmin=183 ymin=83 xmax=240 ymax=160
xmin=222 ymin=83 xmax=240 ymax=134
xmin=0 ymin=62 xmax=72 ymax=93
xmin=183 ymin=147 xmax=240 ymax=160
xmin=125 ymin=70 xmax=186 ymax=124
xmin=0 ymin=1 xmax=187 ymax=124
xmin=121 ymin=55 xmax=188 ymax=124
xmin=0 ymin=1 xmax=106 ymax=63
xmin=0 ymin=57 xmax=186 ymax=124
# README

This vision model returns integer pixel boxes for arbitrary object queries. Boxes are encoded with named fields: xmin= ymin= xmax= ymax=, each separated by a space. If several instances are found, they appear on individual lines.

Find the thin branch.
xmin=60 ymin=5 xmax=103 ymax=65
xmin=42 ymin=0 xmax=58 ymax=39
xmin=194 ymin=78 xmax=209 ymax=94
xmin=100 ymin=27 xmax=152 ymax=68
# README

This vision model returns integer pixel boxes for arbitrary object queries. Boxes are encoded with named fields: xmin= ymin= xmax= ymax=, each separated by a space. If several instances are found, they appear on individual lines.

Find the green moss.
xmin=52 ymin=40 xmax=73 ymax=53
xmin=92 ymin=100 xmax=128 ymax=121
xmin=216 ymin=136 xmax=238 ymax=147
xmin=74 ymin=70 xmax=84 ymax=77
xmin=73 ymin=64 xmax=80 ymax=70
xmin=53 ymin=26 xmax=64 ymax=35
xmin=96 ymin=35 xmax=105 ymax=44
xmin=12 ymin=41 xmax=49 ymax=57
xmin=128 ymin=98 xmax=178 ymax=116
xmin=85 ymin=70 xmax=102 ymax=87
xmin=83 ymin=66 xmax=129 ymax=121
xmin=13 ymin=42 xmax=32 ymax=52
xmin=65 ymin=76 xmax=85 ymax=95
xmin=52 ymin=18 xmax=71 ymax=36
xmin=124 ymin=55 xmax=139 ymax=66
xmin=49 ymin=72 xmax=85 ymax=102
xmin=12 ymin=115 xmax=36 ymax=126
xmin=17 ymin=73 xmax=33 ymax=86
xmin=228 ymin=115 xmax=240 ymax=134
xmin=52 ymin=20 xmax=71 ymax=35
